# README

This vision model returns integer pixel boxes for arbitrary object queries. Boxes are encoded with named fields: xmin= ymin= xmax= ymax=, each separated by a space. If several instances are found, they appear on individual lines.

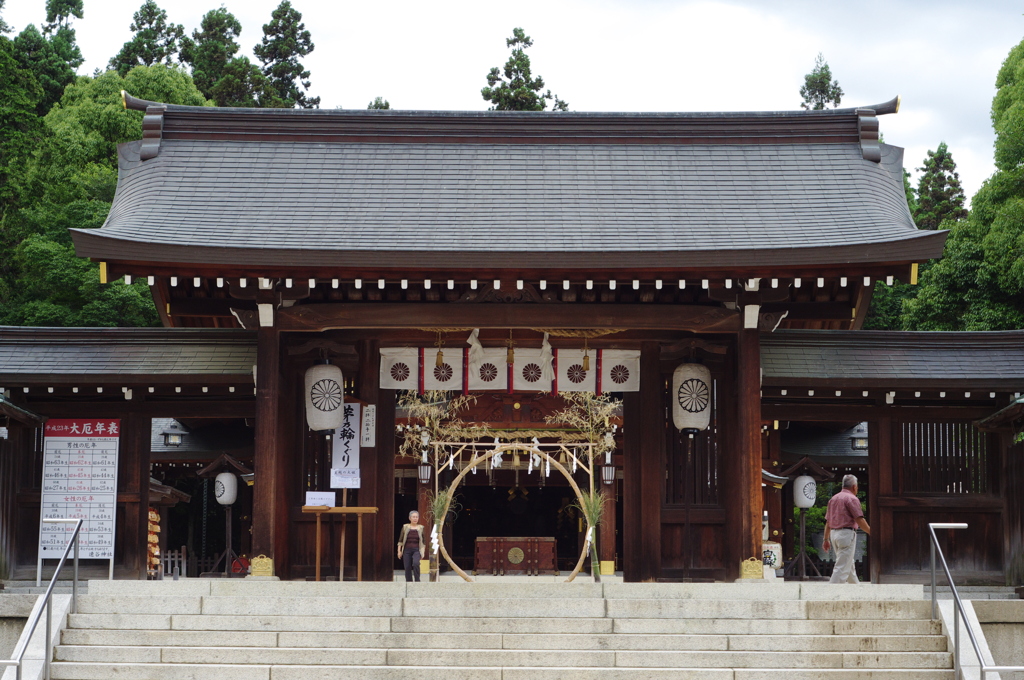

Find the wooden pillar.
xmin=735 ymin=329 xmax=762 ymax=573
xmin=357 ymin=339 xmax=396 ymax=581
xmin=870 ymin=415 xmax=893 ymax=583
xmin=120 ymin=412 xmax=151 ymax=578
xmin=252 ymin=326 xmax=283 ymax=568
xmin=624 ymin=341 xmax=663 ymax=582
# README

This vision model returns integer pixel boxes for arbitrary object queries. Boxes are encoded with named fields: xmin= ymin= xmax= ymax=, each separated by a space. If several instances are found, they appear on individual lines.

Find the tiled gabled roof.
xmin=0 ymin=327 xmax=255 ymax=384
xmin=71 ymin=98 xmax=945 ymax=271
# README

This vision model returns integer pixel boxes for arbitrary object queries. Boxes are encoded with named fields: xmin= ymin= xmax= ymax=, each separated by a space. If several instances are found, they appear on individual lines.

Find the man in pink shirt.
xmin=822 ymin=474 xmax=870 ymax=584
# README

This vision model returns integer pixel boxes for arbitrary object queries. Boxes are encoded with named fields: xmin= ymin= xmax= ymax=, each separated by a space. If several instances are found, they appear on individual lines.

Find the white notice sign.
xmin=360 ymin=404 xmax=376 ymax=447
xmin=305 ymin=491 xmax=336 ymax=507
xmin=39 ymin=419 xmax=120 ymax=559
xmin=330 ymin=468 xmax=360 ymax=488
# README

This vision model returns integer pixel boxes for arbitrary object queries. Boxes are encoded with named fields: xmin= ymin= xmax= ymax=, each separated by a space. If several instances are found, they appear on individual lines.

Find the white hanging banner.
xmin=332 ymin=403 xmax=361 ymax=489
xmin=467 ymin=347 xmax=509 ymax=391
xmin=599 ymin=350 xmax=641 ymax=393
xmin=513 ymin=347 xmax=552 ymax=392
xmin=360 ymin=404 xmax=376 ymax=447
xmin=380 ymin=348 xmax=418 ymax=390
xmin=333 ymin=403 xmax=360 ymax=469
xmin=424 ymin=351 xmax=463 ymax=391
xmin=554 ymin=348 xmax=596 ymax=392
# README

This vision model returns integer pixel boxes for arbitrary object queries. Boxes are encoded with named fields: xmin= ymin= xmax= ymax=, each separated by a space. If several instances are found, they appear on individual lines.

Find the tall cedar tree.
xmin=864 ymin=148 xmax=968 ymax=330
xmin=481 ymin=28 xmax=568 ymax=111
xmin=253 ymin=1 xmax=319 ymax=109
xmin=800 ymin=53 xmax=843 ymax=110
xmin=209 ymin=56 xmax=283 ymax=107
xmin=903 ymin=39 xmax=1024 ymax=330
xmin=915 ymin=143 xmax=968 ymax=230
xmin=179 ymin=7 xmax=241 ymax=100
xmin=109 ymin=1 xmax=185 ymax=76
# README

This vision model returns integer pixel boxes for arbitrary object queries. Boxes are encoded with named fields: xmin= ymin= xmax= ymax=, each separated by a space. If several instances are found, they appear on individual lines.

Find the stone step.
xmin=59 ymin=628 xmax=947 ymax=652
xmin=51 ymin=645 xmax=953 ymax=669
xmin=49 ymin=663 xmax=957 ymax=680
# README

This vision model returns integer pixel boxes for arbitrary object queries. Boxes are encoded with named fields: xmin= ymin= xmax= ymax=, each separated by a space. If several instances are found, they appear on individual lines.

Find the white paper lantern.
xmin=793 ymin=475 xmax=816 ymax=509
xmin=214 ymin=472 xmax=237 ymax=506
xmin=671 ymin=363 xmax=712 ymax=432
xmin=304 ymin=362 xmax=344 ymax=431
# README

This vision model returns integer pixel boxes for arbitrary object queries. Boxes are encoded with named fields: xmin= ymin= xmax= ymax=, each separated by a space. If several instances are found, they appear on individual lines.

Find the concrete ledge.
xmin=402 ymin=597 xmax=606 ymax=619
xmin=271 ymin=667 xmax=502 ymax=680
xmin=200 ymin=596 xmax=403 ymax=617
xmin=391 ymin=617 xmax=613 ymax=634
xmin=77 ymin=596 xmax=201 ymax=615
xmin=603 ymin=583 xmax=800 ymax=600
xmin=86 ymin=580 xmax=212 ymax=596
xmin=408 ymin=582 xmax=603 ymax=599
xmin=170 ymin=615 xmax=391 ymax=632
xmin=801 ymin=583 xmax=924 ymax=600
xmin=50 ymin=662 xmax=270 ymax=679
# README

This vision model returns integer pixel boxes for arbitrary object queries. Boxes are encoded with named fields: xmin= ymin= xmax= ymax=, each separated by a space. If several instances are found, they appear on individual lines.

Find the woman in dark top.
xmin=397 ymin=510 xmax=426 ymax=582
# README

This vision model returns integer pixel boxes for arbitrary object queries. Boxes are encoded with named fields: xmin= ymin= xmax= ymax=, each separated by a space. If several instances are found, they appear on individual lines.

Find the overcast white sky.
xmin=6 ymin=0 xmax=1023 ymax=202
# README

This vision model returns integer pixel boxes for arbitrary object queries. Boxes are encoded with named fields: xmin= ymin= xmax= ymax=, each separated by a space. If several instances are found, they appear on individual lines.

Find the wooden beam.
xmin=251 ymin=327 xmax=282 ymax=571
xmin=762 ymin=404 xmax=994 ymax=422
xmin=25 ymin=401 xmax=255 ymax=419
xmin=279 ymin=303 xmax=740 ymax=333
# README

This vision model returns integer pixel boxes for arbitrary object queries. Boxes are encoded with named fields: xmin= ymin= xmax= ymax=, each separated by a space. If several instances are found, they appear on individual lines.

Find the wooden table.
xmin=301 ymin=505 xmax=378 ymax=581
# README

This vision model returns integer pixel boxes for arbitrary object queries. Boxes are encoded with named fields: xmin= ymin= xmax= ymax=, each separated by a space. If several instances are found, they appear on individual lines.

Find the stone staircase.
xmin=49 ymin=580 xmax=953 ymax=679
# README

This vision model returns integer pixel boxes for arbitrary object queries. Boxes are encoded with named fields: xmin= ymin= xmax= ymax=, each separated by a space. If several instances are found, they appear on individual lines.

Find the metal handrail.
xmin=0 ymin=518 xmax=82 ymax=680
xmin=929 ymin=522 xmax=1024 ymax=680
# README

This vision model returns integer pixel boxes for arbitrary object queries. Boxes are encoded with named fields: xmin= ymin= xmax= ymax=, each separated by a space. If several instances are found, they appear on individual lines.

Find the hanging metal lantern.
xmin=793 ymin=475 xmax=816 ymax=509
xmin=304 ymin=361 xmax=344 ymax=431
xmin=671 ymin=363 xmax=712 ymax=433
xmin=214 ymin=472 xmax=238 ymax=506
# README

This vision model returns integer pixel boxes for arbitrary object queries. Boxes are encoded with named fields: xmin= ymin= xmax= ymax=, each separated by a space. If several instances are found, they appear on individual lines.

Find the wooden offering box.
xmin=474 ymin=537 xmax=557 ymax=575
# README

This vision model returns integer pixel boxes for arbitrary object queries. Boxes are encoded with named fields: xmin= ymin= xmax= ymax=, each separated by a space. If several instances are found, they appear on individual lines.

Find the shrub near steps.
xmin=49 ymin=580 xmax=953 ymax=680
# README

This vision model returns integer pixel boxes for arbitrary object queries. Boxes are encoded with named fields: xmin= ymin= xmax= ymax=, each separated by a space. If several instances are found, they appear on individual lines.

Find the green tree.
xmin=44 ymin=0 xmax=84 ymax=33
xmin=208 ymin=55 xmax=282 ymax=107
xmin=0 ymin=36 xmax=43 ymax=214
xmin=253 ymin=0 xmax=319 ymax=108
xmin=800 ymin=53 xmax=843 ymax=111
xmin=903 ymin=40 xmax=1024 ymax=331
xmin=12 ymin=24 xmax=78 ymax=115
xmin=367 ymin=96 xmax=389 ymax=110
xmin=0 ymin=64 xmax=207 ymax=327
xmin=915 ymin=143 xmax=968 ymax=230
xmin=179 ymin=7 xmax=241 ymax=100
xmin=865 ymin=144 xmax=969 ymax=329
xmin=108 ymin=0 xmax=185 ymax=76
xmin=481 ymin=28 xmax=568 ymax=112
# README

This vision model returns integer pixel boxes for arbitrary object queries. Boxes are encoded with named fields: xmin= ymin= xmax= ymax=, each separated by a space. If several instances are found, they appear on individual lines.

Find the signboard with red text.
xmin=39 ymin=419 xmax=120 ymax=559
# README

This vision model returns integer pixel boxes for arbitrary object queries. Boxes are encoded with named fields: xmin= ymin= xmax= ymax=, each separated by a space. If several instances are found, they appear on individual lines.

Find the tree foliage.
xmin=0 ymin=64 xmax=207 ymax=327
xmin=902 ymin=39 xmax=1024 ymax=331
xmin=109 ymin=1 xmax=185 ymax=76
xmin=253 ymin=1 xmax=319 ymax=109
xmin=481 ymin=28 xmax=568 ymax=112
xmin=179 ymin=7 xmax=241 ymax=99
xmin=800 ymin=53 xmax=843 ymax=111
xmin=11 ymin=24 xmax=79 ymax=115
xmin=915 ymin=143 xmax=968 ymax=230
